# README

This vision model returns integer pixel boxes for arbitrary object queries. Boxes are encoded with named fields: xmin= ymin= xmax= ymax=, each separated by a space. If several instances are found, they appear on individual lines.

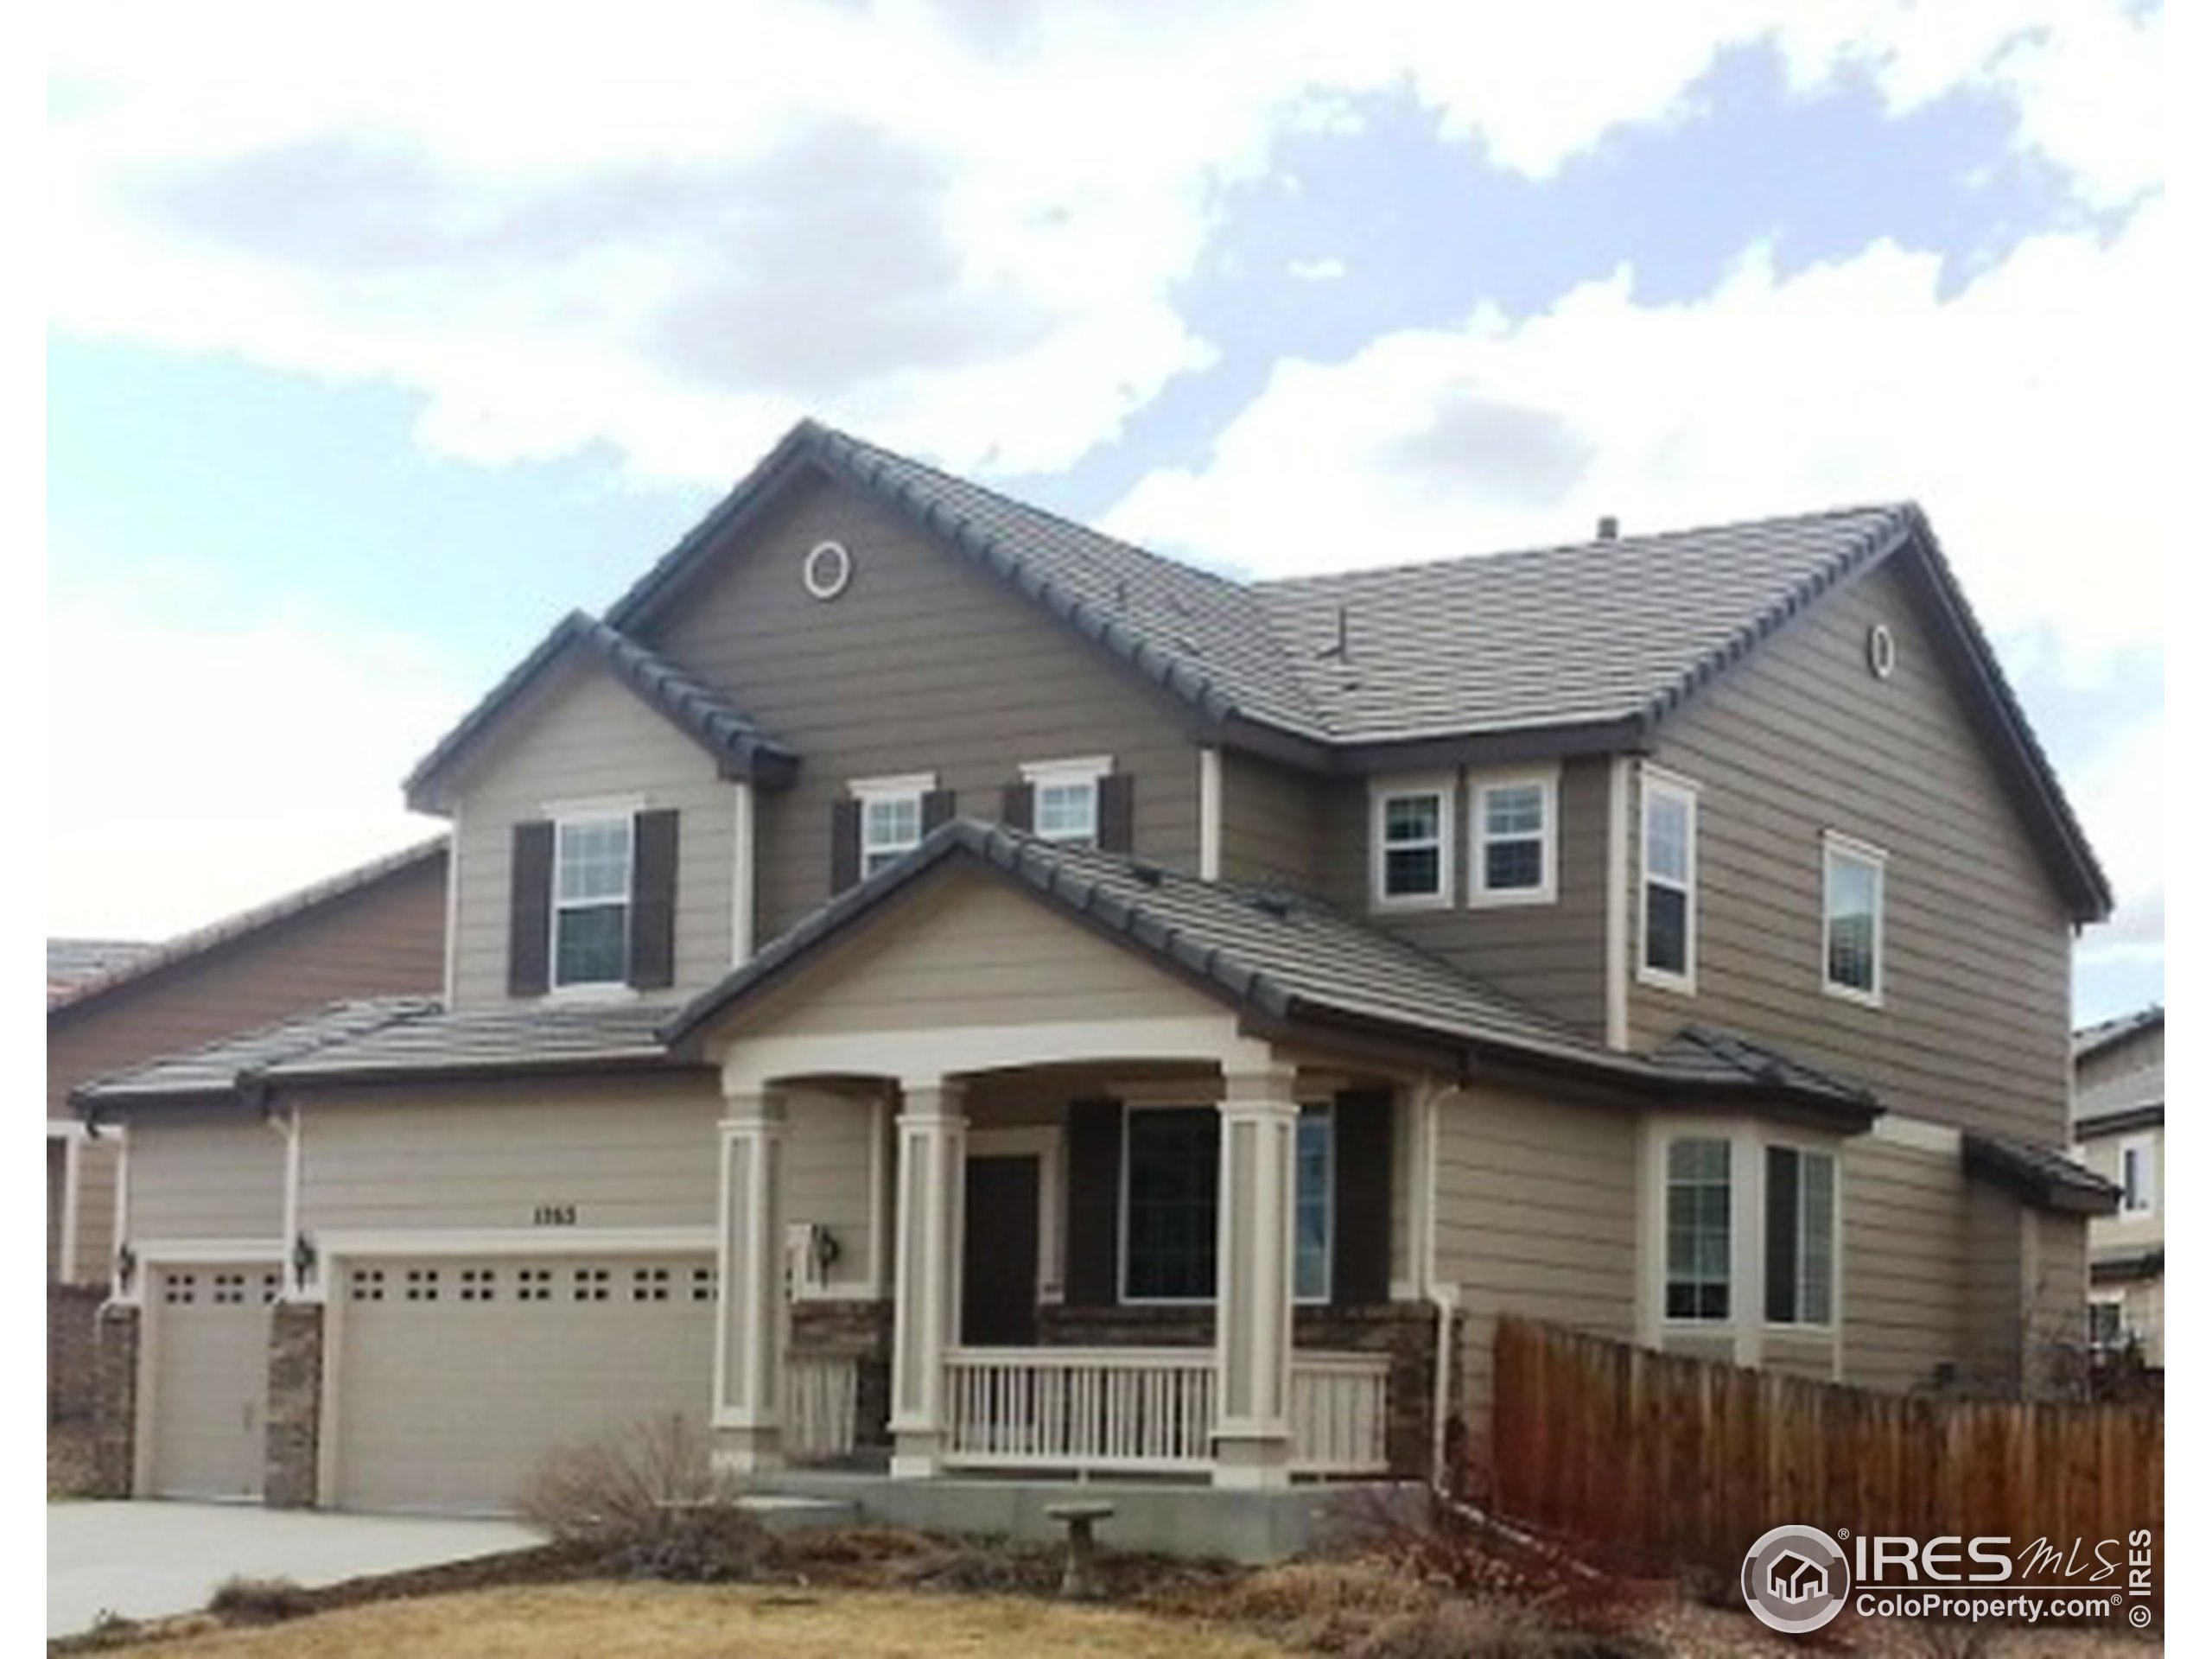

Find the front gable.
xmin=632 ymin=468 xmax=1208 ymax=942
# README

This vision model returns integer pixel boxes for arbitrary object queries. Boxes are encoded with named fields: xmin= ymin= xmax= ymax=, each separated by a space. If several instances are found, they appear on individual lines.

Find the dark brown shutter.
xmin=628 ymin=809 xmax=679 ymax=990
xmin=1064 ymin=1098 xmax=1123 ymax=1306
xmin=1332 ymin=1089 xmax=1394 ymax=1306
xmin=921 ymin=789 xmax=956 ymax=834
xmin=507 ymin=821 xmax=555 ymax=997
xmin=1001 ymin=782 xmax=1034 ymax=831
xmin=830 ymin=800 xmax=861 ymax=893
xmin=1097 ymin=773 xmax=1135 ymax=853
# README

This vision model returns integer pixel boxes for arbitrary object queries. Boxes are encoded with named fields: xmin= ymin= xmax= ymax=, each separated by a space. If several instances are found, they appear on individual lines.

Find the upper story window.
xmin=1372 ymin=779 xmax=1453 ymax=907
xmin=1470 ymin=768 xmax=1557 ymax=906
xmin=1639 ymin=769 xmax=1698 ymax=989
xmin=553 ymin=815 xmax=633 ymax=988
xmin=1764 ymin=1145 xmax=1836 ymax=1327
xmin=2120 ymin=1137 xmax=2157 ymax=1217
xmin=851 ymin=774 xmax=934 ymax=878
xmin=1020 ymin=756 xmax=1112 ymax=848
xmin=1822 ymin=834 xmax=1887 ymax=1004
xmin=1664 ymin=1136 xmax=1731 ymax=1321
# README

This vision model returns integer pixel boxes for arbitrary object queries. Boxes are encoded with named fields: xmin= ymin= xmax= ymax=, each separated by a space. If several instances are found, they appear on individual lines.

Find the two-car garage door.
xmin=330 ymin=1254 xmax=717 ymax=1515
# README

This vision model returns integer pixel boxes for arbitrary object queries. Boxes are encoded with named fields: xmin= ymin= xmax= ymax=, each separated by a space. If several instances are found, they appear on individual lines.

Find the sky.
xmin=45 ymin=0 xmax=2165 ymax=1023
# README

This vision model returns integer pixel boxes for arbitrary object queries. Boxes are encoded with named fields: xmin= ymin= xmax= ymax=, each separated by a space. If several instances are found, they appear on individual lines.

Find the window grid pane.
xmin=1125 ymin=1109 xmax=1219 ymax=1300
xmin=1380 ymin=791 xmax=1446 ymax=899
xmin=1035 ymin=779 xmax=1098 ymax=844
xmin=861 ymin=793 xmax=924 ymax=875
xmin=1665 ymin=1137 xmax=1730 ymax=1321
xmin=1294 ymin=1111 xmax=1333 ymax=1302
xmin=1825 ymin=849 xmax=1881 ymax=993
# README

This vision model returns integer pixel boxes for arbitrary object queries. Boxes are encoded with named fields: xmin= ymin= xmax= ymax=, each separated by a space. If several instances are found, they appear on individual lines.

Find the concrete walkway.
xmin=47 ymin=1501 xmax=543 ymax=1639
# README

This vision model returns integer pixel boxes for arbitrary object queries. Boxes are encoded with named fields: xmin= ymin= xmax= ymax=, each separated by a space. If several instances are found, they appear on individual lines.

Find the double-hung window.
xmin=1763 ymin=1146 xmax=1836 ymax=1326
xmin=852 ymin=775 xmax=931 ymax=877
xmin=1640 ymin=771 xmax=1697 ymax=988
xmin=1120 ymin=1104 xmax=1336 ymax=1304
xmin=1470 ymin=770 xmax=1556 ymax=905
xmin=1020 ymin=757 xmax=1110 ymax=848
xmin=1822 ymin=835 xmax=1886 ymax=1003
xmin=1664 ymin=1136 xmax=1731 ymax=1320
xmin=552 ymin=815 xmax=632 ymax=988
xmin=1373 ymin=780 xmax=1452 ymax=906
xmin=2120 ymin=1137 xmax=2157 ymax=1217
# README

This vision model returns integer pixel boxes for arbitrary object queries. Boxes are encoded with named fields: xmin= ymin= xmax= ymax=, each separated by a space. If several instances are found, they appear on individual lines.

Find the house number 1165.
xmin=532 ymin=1203 xmax=577 ymax=1226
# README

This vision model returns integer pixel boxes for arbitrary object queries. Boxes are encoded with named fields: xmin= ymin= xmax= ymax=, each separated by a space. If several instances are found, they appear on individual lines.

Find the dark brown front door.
xmin=962 ymin=1155 xmax=1039 ymax=1346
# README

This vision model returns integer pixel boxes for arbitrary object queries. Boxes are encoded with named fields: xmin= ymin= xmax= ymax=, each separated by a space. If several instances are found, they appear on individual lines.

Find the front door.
xmin=962 ymin=1155 xmax=1039 ymax=1346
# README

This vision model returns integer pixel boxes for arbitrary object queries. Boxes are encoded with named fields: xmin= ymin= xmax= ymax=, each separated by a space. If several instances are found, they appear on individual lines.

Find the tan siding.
xmin=72 ymin=1139 xmax=121 ymax=1281
xmin=744 ymin=872 xmax=1218 ymax=1039
xmin=2021 ymin=1206 xmax=2088 ymax=1399
xmin=1763 ymin=1332 xmax=1835 ymax=1382
xmin=2119 ymin=1278 xmax=2164 ymax=1368
xmin=650 ymin=477 xmax=1202 ymax=944
xmin=129 ymin=1110 xmax=286 ymax=1240
xmin=1630 ymin=561 xmax=2074 ymax=1144
xmin=2078 ymin=1127 xmax=2161 ymax=1255
xmin=2076 ymin=1027 xmax=2161 ymax=1094
xmin=1843 ymin=1136 xmax=1965 ymax=1395
xmin=784 ymin=1087 xmax=881 ymax=1294
xmin=1433 ymin=1083 xmax=1637 ymax=1428
xmin=299 ymin=1075 xmax=721 ymax=1233
xmin=45 ymin=853 xmax=446 ymax=1284
xmin=1218 ymin=750 xmax=1325 ymax=891
xmin=447 ymin=671 xmax=736 ymax=1008
xmin=1662 ymin=1333 xmax=1736 ymax=1366
xmin=1309 ymin=760 xmax=1611 ymax=1041
xmin=1959 ymin=1181 xmax=2025 ymax=1394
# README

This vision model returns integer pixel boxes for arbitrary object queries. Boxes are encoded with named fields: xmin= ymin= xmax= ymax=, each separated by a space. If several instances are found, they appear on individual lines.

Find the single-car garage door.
xmin=149 ymin=1265 xmax=279 ymax=1500
xmin=332 ymin=1255 xmax=716 ymax=1514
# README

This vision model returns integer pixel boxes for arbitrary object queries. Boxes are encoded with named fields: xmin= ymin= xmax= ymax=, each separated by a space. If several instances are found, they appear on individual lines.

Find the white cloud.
xmin=45 ymin=582 xmax=471 ymax=940
xmin=47 ymin=0 xmax=2162 ymax=483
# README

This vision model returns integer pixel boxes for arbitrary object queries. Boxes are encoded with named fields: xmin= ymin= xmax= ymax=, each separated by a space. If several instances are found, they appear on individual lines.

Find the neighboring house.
xmin=77 ymin=421 xmax=2113 ymax=1532
xmin=2071 ymin=1007 xmax=2164 ymax=1370
xmin=46 ymin=842 xmax=448 ymax=1417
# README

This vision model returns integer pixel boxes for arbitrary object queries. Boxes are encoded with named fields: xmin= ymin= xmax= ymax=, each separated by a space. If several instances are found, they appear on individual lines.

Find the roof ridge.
xmin=48 ymin=841 xmax=449 ymax=1015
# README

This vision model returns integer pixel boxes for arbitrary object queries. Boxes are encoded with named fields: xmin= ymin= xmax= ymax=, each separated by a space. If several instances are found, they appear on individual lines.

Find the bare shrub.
xmin=207 ymin=1575 xmax=315 ymax=1623
xmin=1351 ymin=1598 xmax=1662 ymax=1659
xmin=518 ymin=1414 xmax=772 ymax=1583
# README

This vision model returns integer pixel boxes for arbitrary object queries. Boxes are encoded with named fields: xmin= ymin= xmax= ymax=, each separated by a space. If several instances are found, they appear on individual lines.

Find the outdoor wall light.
xmin=291 ymin=1231 xmax=318 ymax=1290
xmin=114 ymin=1242 xmax=136 ymax=1294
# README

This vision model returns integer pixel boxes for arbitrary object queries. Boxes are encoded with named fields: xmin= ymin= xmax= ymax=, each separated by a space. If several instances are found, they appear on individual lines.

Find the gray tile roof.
xmin=1963 ymin=1132 xmax=2119 ymax=1215
xmin=666 ymin=821 xmax=1884 ymax=1126
xmin=406 ymin=612 xmax=796 ymax=809
xmin=2074 ymin=1005 xmax=2162 ymax=1060
xmin=1649 ymin=1027 xmax=1877 ymax=1111
xmin=73 ymin=995 xmax=686 ymax=1114
xmin=1252 ymin=507 xmax=1910 ymax=742
xmin=47 ymin=938 xmax=155 ymax=1002
xmin=48 ymin=840 xmax=448 ymax=1018
xmin=73 ymin=997 xmax=439 ymax=1112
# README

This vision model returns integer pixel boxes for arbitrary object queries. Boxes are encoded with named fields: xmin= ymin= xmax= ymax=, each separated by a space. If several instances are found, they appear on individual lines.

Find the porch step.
xmin=734 ymin=1494 xmax=861 ymax=1535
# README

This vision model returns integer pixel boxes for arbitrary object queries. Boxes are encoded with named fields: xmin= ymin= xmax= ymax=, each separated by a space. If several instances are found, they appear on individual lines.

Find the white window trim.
xmin=1370 ymin=775 xmax=1457 ymax=911
xmin=850 ymin=772 xmax=937 ymax=875
xmin=2088 ymin=1289 xmax=2127 ymax=1348
xmin=1468 ymin=765 xmax=1559 ymax=908
xmin=1760 ymin=1141 xmax=1840 ymax=1334
xmin=1659 ymin=1131 xmax=1734 ymax=1328
xmin=549 ymin=809 xmax=637 ymax=994
xmin=1636 ymin=767 xmax=1699 ymax=993
xmin=2119 ymin=1135 xmax=2157 ymax=1217
xmin=1020 ymin=754 xmax=1113 ymax=846
xmin=1821 ymin=831 xmax=1888 ymax=1007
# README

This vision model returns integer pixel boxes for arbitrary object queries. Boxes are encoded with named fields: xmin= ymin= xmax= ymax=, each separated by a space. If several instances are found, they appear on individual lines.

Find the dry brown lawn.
xmin=103 ymin=1581 xmax=1303 ymax=1658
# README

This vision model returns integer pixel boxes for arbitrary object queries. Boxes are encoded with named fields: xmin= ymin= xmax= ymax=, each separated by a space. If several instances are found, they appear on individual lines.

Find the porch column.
xmin=1213 ymin=1059 xmax=1299 ymax=1488
xmin=714 ymin=1087 xmax=787 ymax=1473
xmin=889 ymin=1078 xmax=967 ymax=1478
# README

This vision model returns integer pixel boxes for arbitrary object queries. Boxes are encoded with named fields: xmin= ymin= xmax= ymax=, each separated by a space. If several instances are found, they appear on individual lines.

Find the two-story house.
xmin=2072 ymin=1007 xmax=2164 ymax=1370
xmin=77 ymin=421 xmax=2113 ymax=1548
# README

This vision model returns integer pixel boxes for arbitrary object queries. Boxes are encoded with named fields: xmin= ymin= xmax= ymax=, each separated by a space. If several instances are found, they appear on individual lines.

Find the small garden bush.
xmin=518 ymin=1414 xmax=772 ymax=1584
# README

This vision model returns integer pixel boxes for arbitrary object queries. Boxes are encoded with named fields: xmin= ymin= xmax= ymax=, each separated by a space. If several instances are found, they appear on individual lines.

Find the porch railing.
xmin=786 ymin=1354 xmax=860 ymax=1461
xmin=940 ymin=1347 xmax=1391 ymax=1475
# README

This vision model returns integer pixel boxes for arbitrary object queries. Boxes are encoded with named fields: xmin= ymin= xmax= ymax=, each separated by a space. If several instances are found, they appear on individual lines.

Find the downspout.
xmin=1415 ymin=1074 xmax=1459 ymax=1490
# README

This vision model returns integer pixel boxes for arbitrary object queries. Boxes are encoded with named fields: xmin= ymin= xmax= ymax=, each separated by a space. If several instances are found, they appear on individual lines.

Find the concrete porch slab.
xmin=751 ymin=1470 xmax=1420 ymax=1563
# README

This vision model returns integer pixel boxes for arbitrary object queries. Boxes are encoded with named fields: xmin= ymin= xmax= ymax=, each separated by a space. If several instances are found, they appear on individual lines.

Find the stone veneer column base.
xmin=92 ymin=1302 xmax=140 ymax=1499
xmin=265 ymin=1301 xmax=325 ymax=1509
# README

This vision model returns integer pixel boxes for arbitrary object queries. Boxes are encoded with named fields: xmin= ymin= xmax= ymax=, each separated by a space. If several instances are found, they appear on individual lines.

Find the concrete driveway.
xmin=47 ymin=1501 xmax=542 ymax=1638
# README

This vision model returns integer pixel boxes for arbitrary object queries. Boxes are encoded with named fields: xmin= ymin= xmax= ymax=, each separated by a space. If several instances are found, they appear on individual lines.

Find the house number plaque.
xmin=532 ymin=1203 xmax=578 ymax=1226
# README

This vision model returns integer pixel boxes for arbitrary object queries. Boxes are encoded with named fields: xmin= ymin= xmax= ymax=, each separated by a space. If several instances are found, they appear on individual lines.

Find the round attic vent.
xmin=1866 ymin=622 xmax=1897 ymax=680
xmin=803 ymin=540 xmax=853 ymax=601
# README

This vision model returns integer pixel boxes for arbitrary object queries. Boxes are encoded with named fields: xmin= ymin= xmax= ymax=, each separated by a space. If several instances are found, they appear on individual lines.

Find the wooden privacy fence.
xmin=1491 ymin=1318 xmax=2163 ymax=1585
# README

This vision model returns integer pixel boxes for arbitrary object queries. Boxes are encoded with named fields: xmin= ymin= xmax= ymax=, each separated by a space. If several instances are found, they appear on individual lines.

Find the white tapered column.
xmin=1213 ymin=1061 xmax=1299 ymax=1488
xmin=714 ymin=1087 xmax=787 ymax=1472
xmin=889 ymin=1079 xmax=967 ymax=1478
